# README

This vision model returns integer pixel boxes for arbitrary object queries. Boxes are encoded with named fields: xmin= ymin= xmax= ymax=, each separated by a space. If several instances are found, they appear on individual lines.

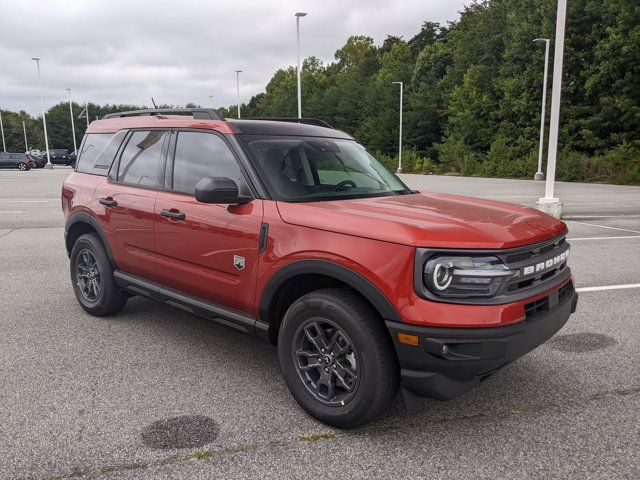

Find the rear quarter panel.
xmin=62 ymin=172 xmax=102 ymax=220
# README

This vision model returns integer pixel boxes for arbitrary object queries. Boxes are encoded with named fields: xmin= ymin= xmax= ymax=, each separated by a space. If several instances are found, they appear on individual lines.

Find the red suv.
xmin=62 ymin=109 xmax=578 ymax=428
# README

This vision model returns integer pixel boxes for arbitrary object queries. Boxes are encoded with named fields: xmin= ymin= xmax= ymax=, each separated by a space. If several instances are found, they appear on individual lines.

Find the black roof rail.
xmin=102 ymin=108 xmax=224 ymax=121
xmin=242 ymin=117 xmax=333 ymax=129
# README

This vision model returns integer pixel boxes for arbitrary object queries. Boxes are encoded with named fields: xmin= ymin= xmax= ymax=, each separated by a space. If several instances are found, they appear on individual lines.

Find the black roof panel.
xmin=226 ymin=119 xmax=354 ymax=139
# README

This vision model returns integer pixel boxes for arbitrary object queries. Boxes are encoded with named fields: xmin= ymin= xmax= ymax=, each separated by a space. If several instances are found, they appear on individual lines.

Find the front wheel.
xmin=278 ymin=288 xmax=399 ymax=428
xmin=70 ymin=233 xmax=128 ymax=316
xmin=17 ymin=162 xmax=29 ymax=171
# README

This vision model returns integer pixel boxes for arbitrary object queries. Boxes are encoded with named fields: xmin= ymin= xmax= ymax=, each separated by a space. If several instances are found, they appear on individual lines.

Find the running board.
xmin=113 ymin=270 xmax=269 ymax=340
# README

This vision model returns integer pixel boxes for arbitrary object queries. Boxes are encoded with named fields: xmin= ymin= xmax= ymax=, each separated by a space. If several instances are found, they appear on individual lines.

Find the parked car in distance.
xmin=27 ymin=148 xmax=42 ymax=157
xmin=62 ymin=108 xmax=577 ymax=428
xmin=68 ymin=150 xmax=77 ymax=167
xmin=30 ymin=153 xmax=47 ymax=168
xmin=0 ymin=152 xmax=34 ymax=170
xmin=44 ymin=148 xmax=71 ymax=165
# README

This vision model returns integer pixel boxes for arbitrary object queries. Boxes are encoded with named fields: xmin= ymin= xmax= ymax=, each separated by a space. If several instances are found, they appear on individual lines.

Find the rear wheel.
xmin=278 ymin=288 xmax=399 ymax=428
xmin=17 ymin=162 xmax=29 ymax=171
xmin=70 ymin=233 xmax=127 ymax=316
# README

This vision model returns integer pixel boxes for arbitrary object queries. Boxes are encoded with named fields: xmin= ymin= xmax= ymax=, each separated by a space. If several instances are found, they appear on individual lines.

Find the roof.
xmin=86 ymin=116 xmax=234 ymax=134
xmin=226 ymin=119 xmax=353 ymax=139
xmin=86 ymin=115 xmax=353 ymax=139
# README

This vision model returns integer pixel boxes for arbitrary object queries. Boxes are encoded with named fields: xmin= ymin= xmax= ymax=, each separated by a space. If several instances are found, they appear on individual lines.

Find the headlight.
xmin=424 ymin=255 xmax=514 ymax=298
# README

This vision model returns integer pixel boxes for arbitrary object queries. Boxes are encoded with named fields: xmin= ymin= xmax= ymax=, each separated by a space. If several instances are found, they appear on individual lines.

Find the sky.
xmin=1 ymin=0 xmax=469 ymax=116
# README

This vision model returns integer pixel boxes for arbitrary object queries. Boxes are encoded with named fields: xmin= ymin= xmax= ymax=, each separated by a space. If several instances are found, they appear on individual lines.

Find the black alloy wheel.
xmin=75 ymin=249 xmax=102 ymax=302
xmin=292 ymin=318 xmax=360 ymax=406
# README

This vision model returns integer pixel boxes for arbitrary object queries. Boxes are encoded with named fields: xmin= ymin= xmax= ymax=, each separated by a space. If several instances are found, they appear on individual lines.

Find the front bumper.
xmin=386 ymin=283 xmax=578 ymax=400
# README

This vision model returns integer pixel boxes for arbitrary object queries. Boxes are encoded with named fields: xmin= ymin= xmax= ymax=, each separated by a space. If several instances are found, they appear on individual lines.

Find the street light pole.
xmin=0 ymin=110 xmax=5 ymax=152
xmin=209 ymin=95 xmax=214 ymax=107
xmin=235 ymin=70 xmax=242 ymax=118
xmin=533 ymin=38 xmax=550 ymax=181
xmin=67 ymin=88 xmax=77 ymax=154
xmin=536 ymin=0 xmax=567 ymax=218
xmin=392 ymin=81 xmax=404 ymax=173
xmin=23 ymin=121 xmax=28 ymax=152
xmin=295 ymin=12 xmax=307 ymax=119
xmin=32 ymin=57 xmax=52 ymax=169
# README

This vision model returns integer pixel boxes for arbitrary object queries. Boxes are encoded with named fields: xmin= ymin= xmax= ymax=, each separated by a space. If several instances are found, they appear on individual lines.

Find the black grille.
xmin=502 ymin=236 xmax=569 ymax=294
xmin=524 ymin=281 xmax=574 ymax=319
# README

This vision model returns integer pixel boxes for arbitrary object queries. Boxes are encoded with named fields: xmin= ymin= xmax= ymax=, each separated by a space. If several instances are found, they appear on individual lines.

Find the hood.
xmin=276 ymin=192 xmax=567 ymax=249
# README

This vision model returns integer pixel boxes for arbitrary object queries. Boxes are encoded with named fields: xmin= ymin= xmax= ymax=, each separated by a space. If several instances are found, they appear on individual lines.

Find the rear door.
xmin=93 ymin=129 xmax=169 ymax=281
xmin=153 ymin=129 xmax=263 ymax=315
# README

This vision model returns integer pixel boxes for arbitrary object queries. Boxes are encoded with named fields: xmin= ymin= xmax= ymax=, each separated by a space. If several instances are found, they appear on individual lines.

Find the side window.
xmin=76 ymin=132 xmax=126 ymax=176
xmin=172 ymin=131 xmax=244 ymax=195
xmin=117 ymin=130 xmax=167 ymax=188
xmin=10 ymin=154 xmax=22 ymax=159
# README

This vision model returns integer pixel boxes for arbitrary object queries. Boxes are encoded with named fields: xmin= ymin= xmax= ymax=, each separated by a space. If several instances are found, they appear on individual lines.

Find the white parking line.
xmin=568 ymin=235 xmax=640 ymax=241
xmin=566 ymin=220 xmax=640 ymax=235
xmin=576 ymin=283 xmax=640 ymax=293
xmin=0 ymin=200 xmax=48 ymax=203
xmin=565 ymin=215 xmax=640 ymax=219
xmin=0 ymin=211 xmax=23 ymax=214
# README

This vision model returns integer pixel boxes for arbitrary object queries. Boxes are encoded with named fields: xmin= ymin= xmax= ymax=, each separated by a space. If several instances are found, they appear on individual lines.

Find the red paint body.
xmin=62 ymin=116 xmax=569 ymax=330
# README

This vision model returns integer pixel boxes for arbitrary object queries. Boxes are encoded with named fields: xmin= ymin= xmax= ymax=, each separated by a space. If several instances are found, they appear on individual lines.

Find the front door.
xmin=153 ymin=130 xmax=263 ymax=315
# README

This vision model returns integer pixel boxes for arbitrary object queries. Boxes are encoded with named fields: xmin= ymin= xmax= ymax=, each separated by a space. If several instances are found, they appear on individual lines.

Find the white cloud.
xmin=0 ymin=0 xmax=468 ymax=115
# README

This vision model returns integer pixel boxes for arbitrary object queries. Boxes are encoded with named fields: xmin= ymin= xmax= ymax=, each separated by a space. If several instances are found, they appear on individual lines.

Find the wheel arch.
xmin=259 ymin=260 xmax=401 ymax=344
xmin=65 ymin=212 xmax=117 ymax=268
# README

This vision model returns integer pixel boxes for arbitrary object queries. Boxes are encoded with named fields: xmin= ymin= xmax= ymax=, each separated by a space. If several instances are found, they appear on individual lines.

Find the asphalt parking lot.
xmin=1 ymin=167 xmax=639 ymax=479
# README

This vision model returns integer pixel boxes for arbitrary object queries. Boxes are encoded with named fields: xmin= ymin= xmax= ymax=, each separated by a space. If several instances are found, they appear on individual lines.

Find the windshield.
xmin=239 ymin=135 xmax=411 ymax=202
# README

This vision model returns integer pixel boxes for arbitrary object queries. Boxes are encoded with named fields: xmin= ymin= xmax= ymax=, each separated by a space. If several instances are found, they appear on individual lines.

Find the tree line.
xmin=1 ymin=0 xmax=638 ymax=184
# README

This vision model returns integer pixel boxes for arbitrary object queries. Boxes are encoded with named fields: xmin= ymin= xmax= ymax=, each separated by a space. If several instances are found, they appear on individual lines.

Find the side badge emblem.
xmin=233 ymin=255 xmax=246 ymax=271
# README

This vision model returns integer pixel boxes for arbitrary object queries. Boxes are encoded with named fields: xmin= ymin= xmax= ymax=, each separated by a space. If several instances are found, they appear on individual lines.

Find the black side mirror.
xmin=195 ymin=177 xmax=252 ymax=204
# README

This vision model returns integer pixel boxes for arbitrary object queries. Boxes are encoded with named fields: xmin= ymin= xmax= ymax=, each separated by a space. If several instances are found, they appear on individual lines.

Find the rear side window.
xmin=117 ymin=130 xmax=167 ymax=188
xmin=171 ymin=131 xmax=243 ymax=195
xmin=76 ymin=132 xmax=125 ymax=176
xmin=10 ymin=154 xmax=23 ymax=159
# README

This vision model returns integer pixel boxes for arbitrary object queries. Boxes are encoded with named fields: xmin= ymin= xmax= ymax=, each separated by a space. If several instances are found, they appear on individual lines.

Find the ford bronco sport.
xmin=62 ymin=108 xmax=578 ymax=428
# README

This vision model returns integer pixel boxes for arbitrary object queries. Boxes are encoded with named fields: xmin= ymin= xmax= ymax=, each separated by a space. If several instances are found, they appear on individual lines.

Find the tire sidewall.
xmin=278 ymin=293 xmax=388 ymax=426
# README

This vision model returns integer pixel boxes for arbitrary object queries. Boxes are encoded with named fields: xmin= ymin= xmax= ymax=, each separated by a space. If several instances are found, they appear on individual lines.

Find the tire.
xmin=278 ymin=288 xmax=399 ymax=428
xmin=70 ymin=233 xmax=127 ymax=316
xmin=17 ymin=162 xmax=29 ymax=171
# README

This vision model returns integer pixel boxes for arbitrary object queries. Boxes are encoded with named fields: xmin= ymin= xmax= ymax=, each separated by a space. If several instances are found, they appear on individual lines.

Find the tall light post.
xmin=67 ymin=88 xmax=77 ymax=154
xmin=536 ymin=0 xmax=567 ymax=218
xmin=32 ymin=57 xmax=52 ymax=169
xmin=533 ymin=38 xmax=550 ymax=181
xmin=0 ymin=110 xmax=5 ymax=152
xmin=209 ymin=95 xmax=214 ymax=107
xmin=295 ymin=12 xmax=307 ymax=119
xmin=392 ymin=81 xmax=404 ymax=173
xmin=235 ymin=70 xmax=242 ymax=118
xmin=23 ymin=121 xmax=28 ymax=152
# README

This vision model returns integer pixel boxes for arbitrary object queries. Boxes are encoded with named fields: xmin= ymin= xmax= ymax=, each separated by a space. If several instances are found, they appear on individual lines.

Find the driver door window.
xmin=171 ymin=131 xmax=244 ymax=195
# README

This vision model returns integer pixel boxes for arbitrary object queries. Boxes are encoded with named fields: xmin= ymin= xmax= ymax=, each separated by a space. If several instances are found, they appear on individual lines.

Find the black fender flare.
xmin=258 ymin=259 xmax=402 ymax=324
xmin=65 ymin=211 xmax=118 ymax=268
